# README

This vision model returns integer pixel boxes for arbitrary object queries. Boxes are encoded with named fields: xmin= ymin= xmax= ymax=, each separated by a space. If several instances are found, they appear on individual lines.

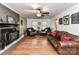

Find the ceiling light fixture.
xmin=36 ymin=9 xmax=42 ymax=17
xmin=36 ymin=13 xmax=41 ymax=17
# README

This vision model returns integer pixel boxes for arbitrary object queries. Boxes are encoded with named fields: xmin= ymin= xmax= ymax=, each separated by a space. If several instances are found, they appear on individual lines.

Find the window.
xmin=42 ymin=22 xmax=47 ymax=29
xmin=32 ymin=21 xmax=38 ymax=29
xmin=42 ymin=22 xmax=47 ymax=26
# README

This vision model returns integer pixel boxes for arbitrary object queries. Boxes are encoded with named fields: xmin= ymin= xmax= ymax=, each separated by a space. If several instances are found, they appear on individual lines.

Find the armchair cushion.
xmin=40 ymin=27 xmax=51 ymax=35
xmin=28 ymin=29 xmax=32 ymax=31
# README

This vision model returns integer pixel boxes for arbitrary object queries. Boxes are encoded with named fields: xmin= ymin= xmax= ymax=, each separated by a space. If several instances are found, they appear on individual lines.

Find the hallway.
xmin=10 ymin=35 xmax=58 ymax=55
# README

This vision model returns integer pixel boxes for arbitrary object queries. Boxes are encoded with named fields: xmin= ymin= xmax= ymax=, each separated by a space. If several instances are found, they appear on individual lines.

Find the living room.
xmin=0 ymin=1 xmax=79 ymax=57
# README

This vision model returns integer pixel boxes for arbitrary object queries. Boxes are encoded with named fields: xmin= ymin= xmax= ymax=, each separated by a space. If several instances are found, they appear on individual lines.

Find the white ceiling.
xmin=2 ymin=3 xmax=76 ymax=19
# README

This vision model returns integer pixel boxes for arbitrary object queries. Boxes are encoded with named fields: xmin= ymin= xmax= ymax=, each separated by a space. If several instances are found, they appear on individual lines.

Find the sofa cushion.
xmin=50 ymin=32 xmax=56 ymax=37
xmin=69 ymin=34 xmax=79 ymax=41
xmin=60 ymin=33 xmax=71 ymax=41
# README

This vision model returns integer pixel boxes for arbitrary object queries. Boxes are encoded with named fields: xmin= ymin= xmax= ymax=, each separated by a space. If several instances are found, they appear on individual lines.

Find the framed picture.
xmin=21 ymin=20 xmax=23 ymax=26
xmin=71 ymin=12 xmax=79 ymax=24
xmin=59 ymin=18 xmax=62 ymax=25
xmin=38 ymin=22 xmax=41 ymax=25
xmin=63 ymin=15 xmax=69 ymax=25
xmin=7 ymin=16 xmax=16 ymax=24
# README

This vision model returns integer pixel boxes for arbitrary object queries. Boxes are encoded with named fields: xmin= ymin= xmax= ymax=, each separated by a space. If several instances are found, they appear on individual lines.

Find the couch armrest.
xmin=58 ymin=41 xmax=79 ymax=48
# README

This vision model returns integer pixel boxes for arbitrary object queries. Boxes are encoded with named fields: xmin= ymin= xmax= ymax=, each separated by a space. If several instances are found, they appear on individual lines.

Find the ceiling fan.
xmin=26 ymin=4 xmax=50 ymax=17
xmin=35 ymin=8 xmax=49 ymax=17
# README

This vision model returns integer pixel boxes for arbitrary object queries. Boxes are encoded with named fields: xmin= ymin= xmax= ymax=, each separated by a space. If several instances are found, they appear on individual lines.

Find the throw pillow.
xmin=61 ymin=33 xmax=71 ymax=41
xmin=50 ymin=32 xmax=56 ymax=37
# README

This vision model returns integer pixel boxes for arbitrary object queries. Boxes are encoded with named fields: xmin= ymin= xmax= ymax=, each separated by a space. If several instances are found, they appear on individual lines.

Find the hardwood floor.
xmin=10 ymin=35 xmax=58 ymax=55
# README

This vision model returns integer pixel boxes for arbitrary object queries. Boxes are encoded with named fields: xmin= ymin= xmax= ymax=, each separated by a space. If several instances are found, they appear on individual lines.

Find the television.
xmin=7 ymin=16 xmax=16 ymax=24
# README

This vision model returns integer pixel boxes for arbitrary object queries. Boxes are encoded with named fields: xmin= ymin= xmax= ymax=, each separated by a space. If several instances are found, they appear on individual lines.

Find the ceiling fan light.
xmin=36 ymin=13 xmax=41 ymax=17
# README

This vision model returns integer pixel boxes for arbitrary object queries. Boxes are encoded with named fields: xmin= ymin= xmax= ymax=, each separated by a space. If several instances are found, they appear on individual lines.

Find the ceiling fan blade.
xmin=42 ymin=12 xmax=49 ymax=14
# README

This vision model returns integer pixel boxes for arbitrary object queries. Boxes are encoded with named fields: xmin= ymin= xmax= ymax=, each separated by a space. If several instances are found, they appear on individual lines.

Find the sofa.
xmin=47 ymin=31 xmax=79 ymax=55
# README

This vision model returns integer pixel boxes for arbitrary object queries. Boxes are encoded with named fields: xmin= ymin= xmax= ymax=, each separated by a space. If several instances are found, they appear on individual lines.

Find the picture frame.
xmin=7 ymin=16 xmax=16 ymax=24
xmin=21 ymin=20 xmax=23 ymax=26
xmin=59 ymin=18 xmax=62 ymax=25
xmin=38 ymin=22 xmax=41 ymax=25
xmin=63 ymin=15 xmax=69 ymax=25
xmin=71 ymin=12 xmax=79 ymax=24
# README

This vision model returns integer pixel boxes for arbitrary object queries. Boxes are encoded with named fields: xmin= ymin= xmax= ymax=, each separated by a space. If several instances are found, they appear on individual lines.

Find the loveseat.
xmin=47 ymin=31 xmax=79 ymax=55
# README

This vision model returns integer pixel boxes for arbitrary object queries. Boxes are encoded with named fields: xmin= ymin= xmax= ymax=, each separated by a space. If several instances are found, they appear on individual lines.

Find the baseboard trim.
xmin=0 ymin=34 xmax=24 ymax=54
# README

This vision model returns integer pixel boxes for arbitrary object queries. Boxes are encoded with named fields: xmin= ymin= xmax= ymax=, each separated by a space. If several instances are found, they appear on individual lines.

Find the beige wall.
xmin=18 ymin=16 xmax=27 ymax=36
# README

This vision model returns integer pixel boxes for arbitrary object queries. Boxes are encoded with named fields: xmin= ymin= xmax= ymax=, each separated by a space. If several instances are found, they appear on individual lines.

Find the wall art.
xmin=63 ymin=15 xmax=69 ymax=25
xmin=71 ymin=12 xmax=79 ymax=24
xmin=59 ymin=18 xmax=62 ymax=25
